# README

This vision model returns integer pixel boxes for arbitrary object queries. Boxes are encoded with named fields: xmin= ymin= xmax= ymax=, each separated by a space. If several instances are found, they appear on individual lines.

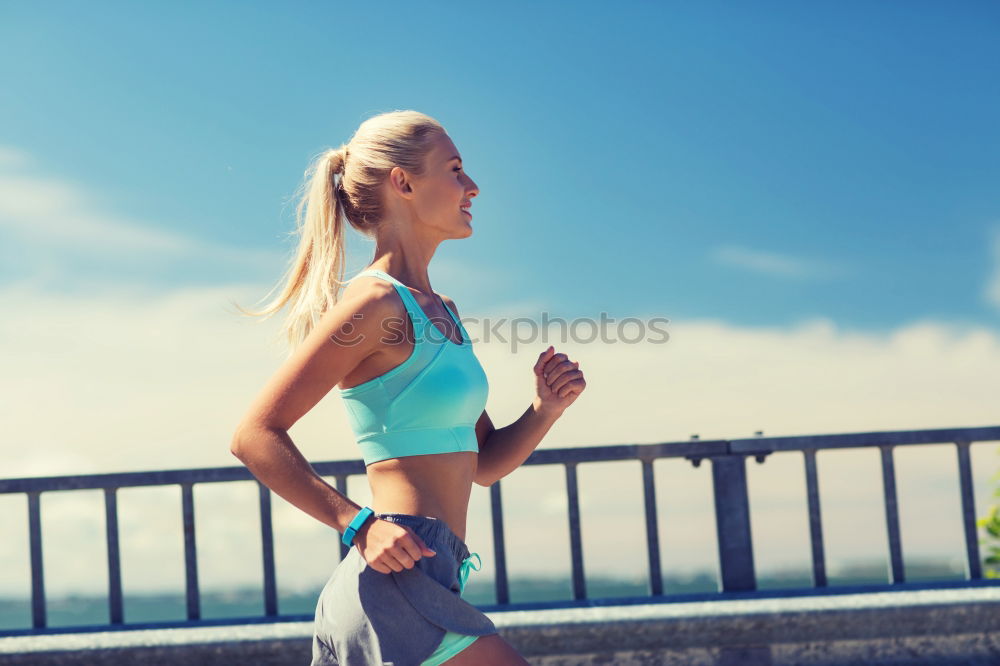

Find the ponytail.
xmin=230 ymin=109 xmax=446 ymax=356
xmin=229 ymin=145 xmax=349 ymax=354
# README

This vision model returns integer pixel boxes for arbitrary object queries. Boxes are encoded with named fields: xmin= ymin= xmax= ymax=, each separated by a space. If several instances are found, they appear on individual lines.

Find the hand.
xmin=533 ymin=345 xmax=586 ymax=417
xmin=354 ymin=517 xmax=437 ymax=574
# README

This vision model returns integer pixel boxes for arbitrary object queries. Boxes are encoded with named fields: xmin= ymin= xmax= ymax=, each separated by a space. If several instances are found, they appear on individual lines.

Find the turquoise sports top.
xmin=337 ymin=269 xmax=489 ymax=466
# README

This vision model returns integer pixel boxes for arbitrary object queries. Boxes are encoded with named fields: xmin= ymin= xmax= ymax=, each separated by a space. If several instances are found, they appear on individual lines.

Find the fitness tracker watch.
xmin=342 ymin=506 xmax=375 ymax=547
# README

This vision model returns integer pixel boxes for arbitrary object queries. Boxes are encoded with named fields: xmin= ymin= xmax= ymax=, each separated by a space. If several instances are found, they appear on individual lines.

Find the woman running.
xmin=230 ymin=109 xmax=586 ymax=665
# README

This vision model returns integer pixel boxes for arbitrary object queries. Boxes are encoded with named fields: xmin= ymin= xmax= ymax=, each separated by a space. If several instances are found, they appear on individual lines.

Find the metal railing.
xmin=1 ymin=425 xmax=998 ymax=636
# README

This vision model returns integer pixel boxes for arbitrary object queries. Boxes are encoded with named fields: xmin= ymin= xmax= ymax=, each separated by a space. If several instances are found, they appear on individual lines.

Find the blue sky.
xmin=2 ymin=2 xmax=1000 ymax=600
xmin=2 ymin=1 xmax=998 ymax=330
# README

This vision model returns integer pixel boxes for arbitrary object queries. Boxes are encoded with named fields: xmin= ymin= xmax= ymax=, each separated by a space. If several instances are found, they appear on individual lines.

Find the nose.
xmin=466 ymin=176 xmax=479 ymax=198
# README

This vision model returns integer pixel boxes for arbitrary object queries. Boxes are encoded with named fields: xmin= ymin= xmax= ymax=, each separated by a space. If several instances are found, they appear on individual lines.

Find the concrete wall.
xmin=2 ymin=587 xmax=999 ymax=665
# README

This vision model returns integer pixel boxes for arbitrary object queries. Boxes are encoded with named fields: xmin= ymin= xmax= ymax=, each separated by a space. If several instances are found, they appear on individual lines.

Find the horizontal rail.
xmin=1 ymin=424 xmax=998 ymax=638
xmin=3 ymin=425 xmax=996 ymax=494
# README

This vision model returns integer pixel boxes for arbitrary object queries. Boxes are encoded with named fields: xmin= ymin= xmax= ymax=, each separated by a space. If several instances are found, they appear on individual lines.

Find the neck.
xmin=369 ymin=238 xmax=439 ymax=294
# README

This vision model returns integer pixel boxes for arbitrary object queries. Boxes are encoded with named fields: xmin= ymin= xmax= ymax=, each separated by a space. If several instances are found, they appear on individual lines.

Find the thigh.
xmin=441 ymin=632 xmax=530 ymax=666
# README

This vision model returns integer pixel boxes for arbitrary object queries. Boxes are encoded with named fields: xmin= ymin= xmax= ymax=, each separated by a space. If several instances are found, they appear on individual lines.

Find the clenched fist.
xmin=533 ymin=346 xmax=586 ymax=418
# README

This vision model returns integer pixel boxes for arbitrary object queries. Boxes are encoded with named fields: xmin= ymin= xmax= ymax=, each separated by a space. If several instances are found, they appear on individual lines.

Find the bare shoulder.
xmin=438 ymin=292 xmax=460 ymax=317
xmin=339 ymin=275 xmax=400 ymax=311
xmin=329 ymin=276 xmax=410 ymax=346
xmin=231 ymin=278 xmax=406 ymax=435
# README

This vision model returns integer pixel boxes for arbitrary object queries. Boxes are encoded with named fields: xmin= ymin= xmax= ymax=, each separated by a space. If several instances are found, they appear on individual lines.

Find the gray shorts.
xmin=310 ymin=512 xmax=498 ymax=665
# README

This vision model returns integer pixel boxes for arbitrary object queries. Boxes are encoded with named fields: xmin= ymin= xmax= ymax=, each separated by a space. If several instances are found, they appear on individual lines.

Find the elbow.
xmin=229 ymin=423 xmax=255 ymax=461
xmin=230 ymin=435 xmax=247 ymax=461
xmin=231 ymin=422 xmax=285 ymax=462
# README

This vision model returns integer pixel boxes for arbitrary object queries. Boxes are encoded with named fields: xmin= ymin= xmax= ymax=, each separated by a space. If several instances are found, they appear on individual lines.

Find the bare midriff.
xmin=366 ymin=452 xmax=477 ymax=543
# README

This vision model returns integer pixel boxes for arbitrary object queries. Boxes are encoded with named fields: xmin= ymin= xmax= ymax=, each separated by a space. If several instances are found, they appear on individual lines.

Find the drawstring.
xmin=457 ymin=552 xmax=482 ymax=595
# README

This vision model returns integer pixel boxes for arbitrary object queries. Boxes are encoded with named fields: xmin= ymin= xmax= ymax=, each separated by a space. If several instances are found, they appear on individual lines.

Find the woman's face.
xmin=408 ymin=133 xmax=479 ymax=237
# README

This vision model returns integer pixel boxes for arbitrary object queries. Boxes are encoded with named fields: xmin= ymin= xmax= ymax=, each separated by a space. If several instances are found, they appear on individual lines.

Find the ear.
xmin=388 ymin=166 xmax=414 ymax=197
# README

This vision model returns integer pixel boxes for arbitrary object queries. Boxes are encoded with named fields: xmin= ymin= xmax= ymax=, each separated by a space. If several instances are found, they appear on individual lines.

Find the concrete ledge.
xmin=498 ymin=587 xmax=1000 ymax=665
xmin=0 ymin=621 xmax=315 ymax=665
xmin=2 ymin=587 xmax=999 ymax=665
xmin=495 ymin=586 xmax=1000 ymax=653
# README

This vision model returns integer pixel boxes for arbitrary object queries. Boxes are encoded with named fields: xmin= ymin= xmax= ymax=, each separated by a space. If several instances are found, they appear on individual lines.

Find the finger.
xmin=399 ymin=529 xmax=435 ymax=562
xmin=559 ymin=382 xmax=583 ymax=398
xmin=546 ymin=360 xmax=576 ymax=386
xmin=547 ymin=366 xmax=570 ymax=389
xmin=381 ymin=556 xmax=404 ymax=573
xmin=559 ymin=376 xmax=586 ymax=396
xmin=543 ymin=360 xmax=564 ymax=382
xmin=358 ymin=544 xmax=393 ymax=574
xmin=534 ymin=346 xmax=555 ymax=375
xmin=416 ymin=534 xmax=437 ymax=556
xmin=391 ymin=541 xmax=417 ymax=569
xmin=551 ymin=369 xmax=583 ymax=393
xmin=543 ymin=353 xmax=569 ymax=377
xmin=552 ymin=372 xmax=583 ymax=394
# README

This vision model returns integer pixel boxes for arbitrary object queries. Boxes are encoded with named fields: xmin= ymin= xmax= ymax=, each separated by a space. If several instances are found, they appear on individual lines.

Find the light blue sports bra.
xmin=337 ymin=269 xmax=489 ymax=466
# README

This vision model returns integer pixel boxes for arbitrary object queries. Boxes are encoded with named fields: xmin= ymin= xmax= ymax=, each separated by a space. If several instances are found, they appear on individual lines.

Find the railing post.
xmin=180 ymin=482 xmax=200 ymax=620
xmin=489 ymin=480 xmax=510 ymax=604
xmin=802 ymin=448 xmax=828 ymax=587
xmin=640 ymin=457 xmax=663 ymax=596
xmin=565 ymin=462 xmax=587 ymax=600
xmin=258 ymin=482 xmax=278 ymax=616
xmin=104 ymin=487 xmax=124 ymax=624
xmin=878 ymin=444 xmax=905 ymax=584
xmin=955 ymin=439 xmax=983 ymax=580
xmin=27 ymin=491 xmax=46 ymax=629
xmin=710 ymin=453 xmax=756 ymax=592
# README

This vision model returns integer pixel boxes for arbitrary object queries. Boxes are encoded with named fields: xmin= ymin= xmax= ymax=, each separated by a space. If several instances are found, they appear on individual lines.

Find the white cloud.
xmin=1 ymin=280 xmax=999 ymax=595
xmin=0 ymin=174 xmax=199 ymax=255
xmin=710 ymin=244 xmax=848 ymax=279
xmin=0 ymin=145 xmax=32 ymax=169
xmin=0 ymin=145 xmax=291 ymax=284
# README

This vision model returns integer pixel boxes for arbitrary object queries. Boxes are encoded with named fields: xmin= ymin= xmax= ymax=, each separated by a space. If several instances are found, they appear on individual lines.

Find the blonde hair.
xmin=230 ymin=109 xmax=446 ymax=354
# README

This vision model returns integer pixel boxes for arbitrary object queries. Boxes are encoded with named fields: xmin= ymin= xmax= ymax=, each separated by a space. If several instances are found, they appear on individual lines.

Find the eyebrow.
xmin=448 ymin=155 xmax=463 ymax=163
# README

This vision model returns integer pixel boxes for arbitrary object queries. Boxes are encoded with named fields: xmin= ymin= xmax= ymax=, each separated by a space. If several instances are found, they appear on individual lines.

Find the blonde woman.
xmin=230 ymin=110 xmax=586 ymax=665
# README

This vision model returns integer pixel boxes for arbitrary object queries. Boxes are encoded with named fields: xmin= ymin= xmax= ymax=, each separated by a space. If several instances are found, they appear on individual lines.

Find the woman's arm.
xmin=231 ymin=425 xmax=362 ymax=532
xmin=230 ymin=286 xmax=397 ymax=532
xmin=474 ymin=402 xmax=562 ymax=486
